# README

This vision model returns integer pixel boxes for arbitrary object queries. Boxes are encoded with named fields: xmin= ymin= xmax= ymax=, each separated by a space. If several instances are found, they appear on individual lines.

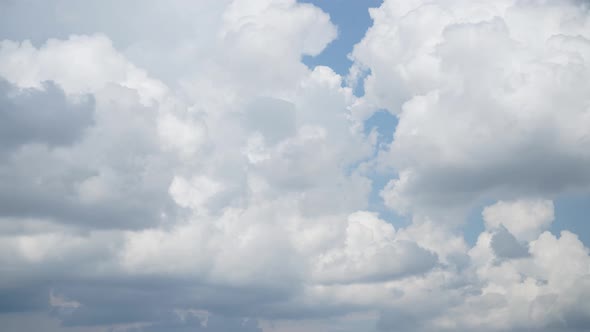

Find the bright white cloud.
xmin=483 ymin=199 xmax=555 ymax=241
xmin=312 ymin=211 xmax=437 ymax=284
xmin=0 ymin=35 xmax=167 ymax=105
xmin=354 ymin=0 xmax=590 ymax=220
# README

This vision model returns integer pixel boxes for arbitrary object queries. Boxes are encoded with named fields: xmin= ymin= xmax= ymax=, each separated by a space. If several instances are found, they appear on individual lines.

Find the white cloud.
xmin=0 ymin=35 xmax=167 ymax=105
xmin=354 ymin=0 xmax=590 ymax=219
xmin=169 ymin=176 xmax=224 ymax=213
xmin=311 ymin=211 xmax=437 ymax=284
xmin=0 ymin=0 xmax=589 ymax=331
xmin=483 ymin=199 xmax=555 ymax=242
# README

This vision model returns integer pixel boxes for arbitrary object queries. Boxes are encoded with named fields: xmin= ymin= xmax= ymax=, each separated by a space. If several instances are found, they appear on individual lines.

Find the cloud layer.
xmin=0 ymin=0 xmax=589 ymax=331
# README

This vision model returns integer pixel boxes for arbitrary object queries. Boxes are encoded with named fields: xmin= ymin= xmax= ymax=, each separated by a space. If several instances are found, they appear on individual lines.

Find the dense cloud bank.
xmin=0 ymin=0 xmax=589 ymax=331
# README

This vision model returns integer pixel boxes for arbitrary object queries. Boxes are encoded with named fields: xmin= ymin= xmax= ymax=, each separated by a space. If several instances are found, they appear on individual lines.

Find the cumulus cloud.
xmin=352 ymin=0 xmax=590 ymax=220
xmin=483 ymin=199 xmax=555 ymax=242
xmin=0 ymin=78 xmax=94 ymax=150
xmin=0 ymin=35 xmax=167 ymax=104
xmin=0 ymin=0 xmax=589 ymax=332
xmin=312 ymin=211 xmax=437 ymax=284
xmin=490 ymin=226 xmax=530 ymax=260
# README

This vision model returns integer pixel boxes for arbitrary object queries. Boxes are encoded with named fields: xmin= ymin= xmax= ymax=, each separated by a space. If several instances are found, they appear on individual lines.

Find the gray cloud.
xmin=243 ymin=97 xmax=297 ymax=144
xmin=0 ymin=285 xmax=50 ymax=313
xmin=125 ymin=313 xmax=262 ymax=332
xmin=0 ymin=81 xmax=177 ymax=230
xmin=0 ymin=79 xmax=94 ymax=151
xmin=490 ymin=226 xmax=529 ymax=259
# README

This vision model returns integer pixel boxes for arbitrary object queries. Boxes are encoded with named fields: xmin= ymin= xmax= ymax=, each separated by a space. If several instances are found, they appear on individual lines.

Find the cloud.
xmin=483 ymin=199 xmax=555 ymax=242
xmin=350 ymin=0 xmax=590 ymax=329
xmin=0 ymin=79 xmax=94 ymax=151
xmin=0 ymin=35 xmax=167 ymax=105
xmin=490 ymin=226 xmax=530 ymax=260
xmin=0 ymin=2 xmax=418 ymax=327
xmin=0 ymin=0 xmax=589 ymax=331
xmin=352 ymin=0 xmax=590 ymax=220
xmin=0 ymin=34 xmax=185 ymax=230
xmin=312 ymin=211 xmax=437 ymax=284
xmin=121 ymin=312 xmax=263 ymax=332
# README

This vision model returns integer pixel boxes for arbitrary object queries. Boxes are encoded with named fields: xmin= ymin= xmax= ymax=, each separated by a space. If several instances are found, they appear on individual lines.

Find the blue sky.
xmin=553 ymin=194 xmax=590 ymax=244
xmin=301 ymin=0 xmax=383 ymax=75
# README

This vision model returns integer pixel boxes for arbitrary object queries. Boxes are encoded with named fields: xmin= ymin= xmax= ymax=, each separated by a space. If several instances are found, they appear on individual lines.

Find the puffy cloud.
xmin=352 ymin=0 xmax=590 ymax=218
xmin=0 ymin=35 xmax=167 ymax=105
xmin=0 ymin=1 xmax=394 ymax=327
xmin=483 ymin=199 xmax=555 ymax=242
xmin=350 ymin=0 xmax=590 ymax=329
xmin=0 ymin=78 xmax=94 ymax=151
xmin=0 ymin=0 xmax=589 ymax=331
xmin=312 ymin=211 xmax=437 ymax=284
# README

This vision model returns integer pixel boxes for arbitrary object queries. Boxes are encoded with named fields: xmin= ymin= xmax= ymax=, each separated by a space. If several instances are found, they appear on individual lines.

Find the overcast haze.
xmin=1 ymin=0 xmax=590 ymax=331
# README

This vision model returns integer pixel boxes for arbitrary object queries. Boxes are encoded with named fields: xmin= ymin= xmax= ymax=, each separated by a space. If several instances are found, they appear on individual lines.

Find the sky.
xmin=0 ymin=1 xmax=590 ymax=332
